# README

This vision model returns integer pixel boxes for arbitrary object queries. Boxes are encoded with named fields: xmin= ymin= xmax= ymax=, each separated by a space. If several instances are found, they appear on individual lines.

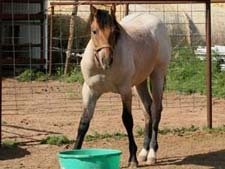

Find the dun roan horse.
xmin=74 ymin=6 xmax=171 ymax=168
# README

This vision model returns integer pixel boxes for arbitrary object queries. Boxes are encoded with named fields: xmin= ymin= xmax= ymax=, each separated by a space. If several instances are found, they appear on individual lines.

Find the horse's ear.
xmin=110 ymin=4 xmax=116 ymax=18
xmin=90 ymin=5 xmax=97 ymax=16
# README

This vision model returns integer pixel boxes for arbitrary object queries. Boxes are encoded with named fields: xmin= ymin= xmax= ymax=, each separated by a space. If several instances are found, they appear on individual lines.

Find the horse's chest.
xmin=85 ymin=74 xmax=118 ymax=93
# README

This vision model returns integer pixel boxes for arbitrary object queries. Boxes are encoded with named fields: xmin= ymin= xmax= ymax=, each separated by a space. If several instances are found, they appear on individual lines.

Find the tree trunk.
xmin=64 ymin=1 xmax=78 ymax=75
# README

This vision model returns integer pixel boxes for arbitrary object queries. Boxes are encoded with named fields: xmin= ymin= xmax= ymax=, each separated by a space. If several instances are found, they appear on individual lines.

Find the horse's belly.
xmin=132 ymin=62 xmax=155 ymax=86
xmin=131 ymin=43 xmax=158 ymax=86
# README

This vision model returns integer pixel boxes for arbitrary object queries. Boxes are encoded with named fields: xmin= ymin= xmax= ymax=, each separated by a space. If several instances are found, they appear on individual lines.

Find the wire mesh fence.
xmin=1 ymin=1 xmax=225 ymax=144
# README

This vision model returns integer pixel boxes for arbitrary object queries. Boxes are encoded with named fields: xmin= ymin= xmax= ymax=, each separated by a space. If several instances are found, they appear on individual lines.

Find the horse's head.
xmin=89 ymin=5 xmax=120 ymax=70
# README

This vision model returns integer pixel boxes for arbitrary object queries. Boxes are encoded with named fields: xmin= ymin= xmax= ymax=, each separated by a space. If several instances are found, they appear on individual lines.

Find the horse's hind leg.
xmin=147 ymin=67 xmax=166 ymax=165
xmin=74 ymin=82 xmax=100 ymax=149
xmin=135 ymin=80 xmax=153 ymax=162
xmin=121 ymin=91 xmax=138 ymax=168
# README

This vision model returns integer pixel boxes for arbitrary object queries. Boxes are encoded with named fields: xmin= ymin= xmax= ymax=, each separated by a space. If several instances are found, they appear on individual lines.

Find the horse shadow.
xmin=138 ymin=149 xmax=225 ymax=169
xmin=0 ymin=146 xmax=30 ymax=160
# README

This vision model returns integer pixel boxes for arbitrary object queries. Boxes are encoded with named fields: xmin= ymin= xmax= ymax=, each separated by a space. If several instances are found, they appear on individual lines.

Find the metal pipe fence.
xmin=1 ymin=0 xmax=225 ymax=145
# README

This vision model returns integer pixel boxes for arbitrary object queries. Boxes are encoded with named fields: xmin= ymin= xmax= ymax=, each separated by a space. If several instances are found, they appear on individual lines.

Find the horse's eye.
xmin=92 ymin=30 xmax=97 ymax=35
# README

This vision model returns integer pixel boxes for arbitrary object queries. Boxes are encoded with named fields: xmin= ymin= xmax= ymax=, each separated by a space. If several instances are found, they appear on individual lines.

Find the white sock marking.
xmin=148 ymin=148 xmax=156 ymax=159
xmin=139 ymin=148 xmax=148 ymax=157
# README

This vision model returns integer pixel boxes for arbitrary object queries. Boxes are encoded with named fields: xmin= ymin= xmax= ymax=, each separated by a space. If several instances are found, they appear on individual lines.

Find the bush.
xmin=167 ymin=48 xmax=205 ymax=94
xmin=16 ymin=66 xmax=83 ymax=84
xmin=16 ymin=69 xmax=35 ymax=82
xmin=166 ymin=47 xmax=225 ymax=98
xmin=65 ymin=66 xmax=84 ymax=84
xmin=16 ymin=70 xmax=48 ymax=82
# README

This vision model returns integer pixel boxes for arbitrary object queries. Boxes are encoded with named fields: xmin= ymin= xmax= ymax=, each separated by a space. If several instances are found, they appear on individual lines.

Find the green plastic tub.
xmin=58 ymin=149 xmax=122 ymax=169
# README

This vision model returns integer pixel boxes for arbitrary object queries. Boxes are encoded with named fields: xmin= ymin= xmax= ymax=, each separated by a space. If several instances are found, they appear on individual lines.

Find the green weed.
xmin=2 ymin=140 xmax=20 ymax=148
xmin=85 ymin=131 xmax=127 ymax=142
xmin=16 ymin=69 xmax=35 ymax=81
xmin=16 ymin=66 xmax=83 ymax=84
xmin=65 ymin=67 xmax=84 ymax=84
xmin=136 ymin=126 xmax=144 ymax=137
xmin=35 ymin=71 xmax=49 ymax=81
xmin=134 ymin=125 xmax=200 ymax=137
xmin=1 ymin=121 xmax=7 ymax=125
xmin=159 ymin=125 xmax=199 ymax=136
xmin=166 ymin=47 xmax=225 ymax=98
xmin=203 ymin=125 xmax=225 ymax=133
xmin=16 ymin=69 xmax=48 ymax=82
xmin=40 ymin=135 xmax=73 ymax=146
xmin=134 ymin=125 xmax=199 ymax=137
xmin=83 ymin=125 xmax=225 ymax=142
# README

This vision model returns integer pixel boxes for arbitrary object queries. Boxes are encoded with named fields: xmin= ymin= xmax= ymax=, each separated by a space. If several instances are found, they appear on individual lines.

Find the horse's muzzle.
xmin=94 ymin=45 xmax=113 ymax=70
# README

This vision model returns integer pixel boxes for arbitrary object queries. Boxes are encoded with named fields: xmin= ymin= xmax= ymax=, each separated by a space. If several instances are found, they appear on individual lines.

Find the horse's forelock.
xmin=88 ymin=8 xmax=120 ymax=46
xmin=96 ymin=9 xmax=113 ymax=29
xmin=97 ymin=9 xmax=120 ymax=43
xmin=89 ymin=9 xmax=119 ymax=29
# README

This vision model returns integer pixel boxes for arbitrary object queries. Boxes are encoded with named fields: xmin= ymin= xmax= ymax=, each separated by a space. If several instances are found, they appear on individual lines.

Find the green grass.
xmin=40 ymin=135 xmax=73 ymax=146
xmin=2 ymin=140 xmax=20 ymax=148
xmin=85 ymin=126 xmax=201 ymax=142
xmin=166 ymin=47 xmax=225 ymax=98
xmin=136 ymin=126 xmax=145 ymax=137
xmin=16 ymin=69 xmax=49 ymax=82
xmin=167 ymin=47 xmax=205 ymax=95
xmin=1 ymin=121 xmax=7 ymax=125
xmin=136 ymin=125 xmax=200 ymax=137
xmin=86 ymin=125 xmax=225 ymax=142
xmin=159 ymin=125 xmax=199 ymax=136
xmin=203 ymin=125 xmax=225 ymax=133
xmin=136 ymin=125 xmax=225 ymax=137
xmin=16 ymin=66 xmax=83 ymax=84
xmin=85 ymin=131 xmax=127 ymax=142
xmin=64 ymin=67 xmax=84 ymax=84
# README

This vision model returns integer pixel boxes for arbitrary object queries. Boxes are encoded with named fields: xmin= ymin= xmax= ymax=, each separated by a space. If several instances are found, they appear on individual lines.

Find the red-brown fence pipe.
xmin=206 ymin=0 xmax=212 ymax=128
xmin=125 ymin=4 xmax=129 ymax=15
xmin=50 ymin=0 xmax=225 ymax=6
xmin=0 ymin=56 xmax=3 ymax=147
xmin=49 ymin=6 xmax=54 ymax=75
xmin=0 ymin=61 xmax=2 ymax=147
xmin=0 ymin=1 xmax=2 ymax=147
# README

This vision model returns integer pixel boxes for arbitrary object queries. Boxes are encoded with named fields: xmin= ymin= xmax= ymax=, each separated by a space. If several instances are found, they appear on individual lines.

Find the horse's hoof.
xmin=138 ymin=155 xmax=147 ymax=162
xmin=138 ymin=149 xmax=148 ymax=162
xmin=146 ymin=158 xmax=156 ymax=165
xmin=128 ymin=161 xmax=138 ymax=169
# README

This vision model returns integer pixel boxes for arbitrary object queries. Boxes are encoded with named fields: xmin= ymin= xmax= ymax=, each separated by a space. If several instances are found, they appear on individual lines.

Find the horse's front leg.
xmin=121 ymin=91 xmax=138 ymax=168
xmin=74 ymin=83 xmax=100 ymax=149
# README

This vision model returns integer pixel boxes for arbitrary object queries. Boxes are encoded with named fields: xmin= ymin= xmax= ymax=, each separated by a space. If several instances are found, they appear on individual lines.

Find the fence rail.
xmin=2 ymin=0 xmax=225 ymax=146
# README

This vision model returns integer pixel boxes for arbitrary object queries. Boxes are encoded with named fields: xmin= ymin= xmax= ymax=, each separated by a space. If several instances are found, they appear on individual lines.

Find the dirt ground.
xmin=1 ymin=79 xmax=225 ymax=169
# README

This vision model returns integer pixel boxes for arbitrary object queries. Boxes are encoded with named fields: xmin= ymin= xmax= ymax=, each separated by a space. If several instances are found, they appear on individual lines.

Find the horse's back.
xmin=119 ymin=13 xmax=171 ymax=85
xmin=121 ymin=13 xmax=161 ymax=31
xmin=121 ymin=13 xmax=171 ymax=64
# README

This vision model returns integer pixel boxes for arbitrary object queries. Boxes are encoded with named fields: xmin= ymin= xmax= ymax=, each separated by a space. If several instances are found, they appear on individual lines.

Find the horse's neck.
xmin=82 ymin=40 xmax=101 ymax=71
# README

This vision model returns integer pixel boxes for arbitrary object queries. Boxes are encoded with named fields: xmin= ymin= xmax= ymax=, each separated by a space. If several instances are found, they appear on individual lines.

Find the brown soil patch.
xmin=1 ymin=79 xmax=225 ymax=168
